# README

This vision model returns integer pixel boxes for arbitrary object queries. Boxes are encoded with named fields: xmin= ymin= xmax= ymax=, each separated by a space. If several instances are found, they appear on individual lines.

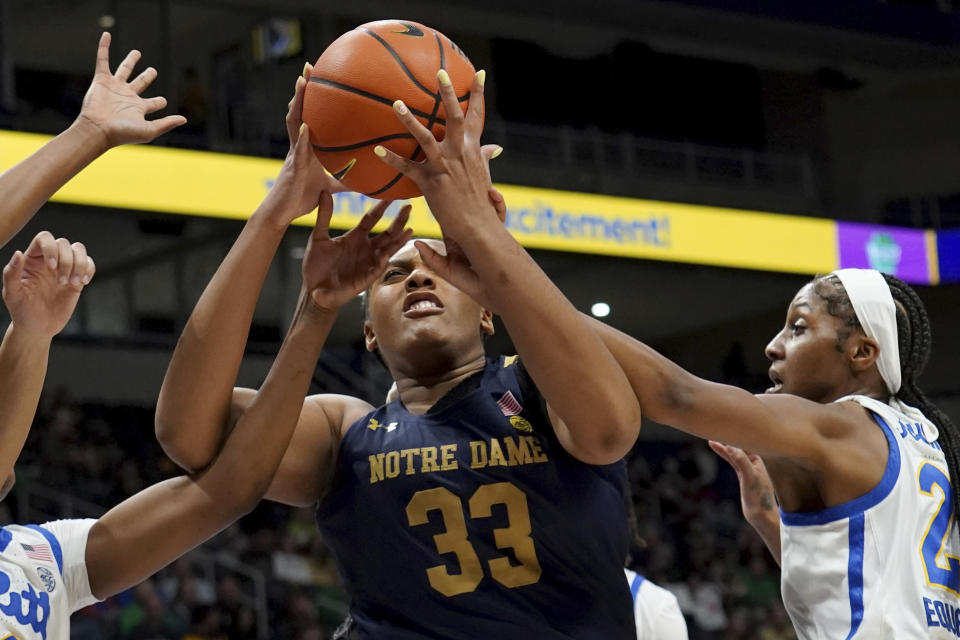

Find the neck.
xmin=392 ymin=355 xmax=487 ymax=414
xmin=826 ymin=373 xmax=889 ymax=404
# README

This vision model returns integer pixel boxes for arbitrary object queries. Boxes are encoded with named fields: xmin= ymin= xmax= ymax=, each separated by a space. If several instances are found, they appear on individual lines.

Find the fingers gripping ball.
xmin=302 ymin=19 xmax=481 ymax=199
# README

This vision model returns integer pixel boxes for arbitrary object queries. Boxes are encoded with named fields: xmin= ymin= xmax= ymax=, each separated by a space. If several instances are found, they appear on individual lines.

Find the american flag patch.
xmin=21 ymin=542 xmax=53 ymax=563
xmin=497 ymin=391 xmax=522 ymax=416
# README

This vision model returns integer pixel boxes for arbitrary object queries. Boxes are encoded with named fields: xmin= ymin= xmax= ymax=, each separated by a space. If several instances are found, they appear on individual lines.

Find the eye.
xmin=382 ymin=268 xmax=405 ymax=282
xmin=789 ymin=322 xmax=807 ymax=336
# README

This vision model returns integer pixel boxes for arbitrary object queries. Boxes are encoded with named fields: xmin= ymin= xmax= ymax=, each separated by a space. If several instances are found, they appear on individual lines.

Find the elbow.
xmin=603 ymin=395 xmax=643 ymax=459
xmin=154 ymin=417 xmax=208 ymax=475
xmin=567 ymin=410 xmax=642 ymax=465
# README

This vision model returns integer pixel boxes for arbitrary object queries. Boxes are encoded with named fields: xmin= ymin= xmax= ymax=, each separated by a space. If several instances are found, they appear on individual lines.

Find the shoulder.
xmin=304 ymin=393 xmax=375 ymax=437
xmin=754 ymin=393 xmax=879 ymax=442
xmin=640 ymin=578 xmax=682 ymax=609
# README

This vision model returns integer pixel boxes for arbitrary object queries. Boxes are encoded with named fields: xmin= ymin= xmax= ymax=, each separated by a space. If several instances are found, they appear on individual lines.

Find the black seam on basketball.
xmin=438 ymin=33 xmax=470 ymax=103
xmin=359 ymin=27 xmax=437 ymax=100
xmin=308 ymin=77 xmax=438 ymax=121
xmin=366 ymin=172 xmax=405 ymax=197
xmin=312 ymin=133 xmax=414 ymax=153
xmin=424 ymin=89 xmax=442 ymax=133
xmin=365 ymin=144 xmax=424 ymax=197
xmin=420 ymin=33 xmax=445 ymax=136
xmin=436 ymin=31 xmax=446 ymax=72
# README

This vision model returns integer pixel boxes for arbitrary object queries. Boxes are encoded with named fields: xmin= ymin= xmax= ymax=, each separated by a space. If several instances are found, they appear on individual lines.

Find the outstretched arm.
xmin=86 ymin=190 xmax=409 ymax=600
xmin=376 ymin=71 xmax=642 ymax=465
xmin=709 ymin=441 xmax=781 ymax=565
xmin=0 ymin=32 xmax=184 ymax=247
xmin=585 ymin=317 xmax=857 ymax=463
xmin=0 ymin=232 xmax=94 ymax=483
xmin=155 ymin=66 xmax=347 ymax=473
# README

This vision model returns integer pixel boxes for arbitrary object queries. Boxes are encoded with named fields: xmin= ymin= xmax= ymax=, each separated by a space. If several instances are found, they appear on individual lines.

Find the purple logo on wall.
xmin=837 ymin=222 xmax=930 ymax=284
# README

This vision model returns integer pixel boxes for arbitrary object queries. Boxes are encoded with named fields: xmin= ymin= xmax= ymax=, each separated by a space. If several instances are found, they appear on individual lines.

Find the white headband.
xmin=832 ymin=269 xmax=901 ymax=395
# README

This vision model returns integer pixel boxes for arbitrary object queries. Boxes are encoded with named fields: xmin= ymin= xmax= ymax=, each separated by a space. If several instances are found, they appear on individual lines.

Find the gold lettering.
xmin=385 ymin=451 xmax=401 ymax=478
xmin=488 ymin=438 xmax=507 ymax=467
xmin=470 ymin=440 xmax=488 ymax=468
xmin=400 ymin=448 xmax=419 ymax=475
xmin=440 ymin=444 xmax=459 ymax=471
xmin=421 ymin=446 xmax=441 ymax=473
xmin=369 ymin=453 xmax=386 ymax=484
xmin=526 ymin=436 xmax=549 ymax=463
xmin=504 ymin=436 xmax=533 ymax=466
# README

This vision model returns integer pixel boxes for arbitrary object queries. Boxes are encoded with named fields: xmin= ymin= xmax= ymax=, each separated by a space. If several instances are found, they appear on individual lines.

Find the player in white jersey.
xmin=0 ymin=33 xmax=412 ymax=639
xmin=565 ymin=269 xmax=956 ymax=639
xmin=624 ymin=568 xmax=689 ymax=640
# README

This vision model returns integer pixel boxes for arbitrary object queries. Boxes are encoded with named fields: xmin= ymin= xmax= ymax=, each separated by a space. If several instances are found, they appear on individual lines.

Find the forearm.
xmin=88 ymin=294 xmax=337 ymax=600
xmin=0 ymin=119 xmax=108 ymax=247
xmin=200 ymin=293 xmax=335 ymax=500
xmin=155 ymin=203 xmax=291 ymax=470
xmin=0 ymin=324 xmax=51 ymax=476
xmin=749 ymin=509 xmax=782 ymax=567
xmin=456 ymin=223 xmax=641 ymax=462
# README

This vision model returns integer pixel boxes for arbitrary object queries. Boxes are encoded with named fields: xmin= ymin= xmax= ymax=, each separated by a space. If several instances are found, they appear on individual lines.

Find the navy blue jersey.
xmin=316 ymin=356 xmax=635 ymax=639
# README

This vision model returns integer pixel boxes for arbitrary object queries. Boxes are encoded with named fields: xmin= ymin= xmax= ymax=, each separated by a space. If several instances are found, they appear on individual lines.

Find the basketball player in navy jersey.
xmin=156 ymin=66 xmax=643 ymax=638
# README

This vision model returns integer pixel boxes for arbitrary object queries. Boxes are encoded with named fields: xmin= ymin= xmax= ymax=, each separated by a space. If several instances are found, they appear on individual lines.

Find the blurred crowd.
xmin=628 ymin=441 xmax=795 ymax=640
xmin=5 ymin=383 xmax=794 ymax=639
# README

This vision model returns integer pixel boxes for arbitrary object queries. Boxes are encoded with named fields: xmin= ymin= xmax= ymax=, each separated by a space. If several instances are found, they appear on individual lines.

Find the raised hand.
xmin=709 ymin=440 xmax=782 ymax=562
xmin=302 ymin=192 xmax=412 ymax=313
xmin=374 ymin=69 xmax=502 ymax=242
xmin=78 ymin=32 xmax=186 ymax=149
xmin=413 ymin=186 xmax=508 ymax=311
xmin=284 ymin=63 xmax=349 ymax=197
xmin=2 ymin=231 xmax=96 ymax=339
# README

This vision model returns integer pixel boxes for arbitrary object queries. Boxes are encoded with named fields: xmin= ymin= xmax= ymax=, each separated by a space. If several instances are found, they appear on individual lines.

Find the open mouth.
xmin=766 ymin=369 xmax=783 ymax=394
xmin=403 ymin=292 xmax=444 ymax=317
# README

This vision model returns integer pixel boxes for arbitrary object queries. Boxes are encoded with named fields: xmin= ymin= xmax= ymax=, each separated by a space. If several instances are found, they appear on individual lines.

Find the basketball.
xmin=302 ymin=19 xmax=480 ymax=200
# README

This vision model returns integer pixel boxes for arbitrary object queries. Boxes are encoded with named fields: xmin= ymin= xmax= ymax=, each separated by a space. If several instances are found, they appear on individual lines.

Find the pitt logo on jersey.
xmin=0 ymin=569 xmax=51 ymax=638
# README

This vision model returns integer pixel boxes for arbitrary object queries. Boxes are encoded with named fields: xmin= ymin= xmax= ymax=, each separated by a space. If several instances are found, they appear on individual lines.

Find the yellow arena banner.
xmin=1 ymin=130 xmax=837 ymax=275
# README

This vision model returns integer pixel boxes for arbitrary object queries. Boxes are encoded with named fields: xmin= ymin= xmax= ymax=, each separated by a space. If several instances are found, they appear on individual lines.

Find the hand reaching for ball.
xmin=78 ymin=32 xmax=186 ymax=150
xmin=285 ymin=63 xmax=349 ymax=199
xmin=2 ymin=231 xmax=96 ymax=340
xmin=375 ymin=69 xmax=503 ymax=243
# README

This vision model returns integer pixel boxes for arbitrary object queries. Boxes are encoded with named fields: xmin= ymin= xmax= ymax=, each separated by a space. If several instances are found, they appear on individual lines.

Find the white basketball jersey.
xmin=781 ymin=395 xmax=960 ymax=639
xmin=625 ymin=569 xmax=689 ymax=640
xmin=0 ymin=519 xmax=99 ymax=640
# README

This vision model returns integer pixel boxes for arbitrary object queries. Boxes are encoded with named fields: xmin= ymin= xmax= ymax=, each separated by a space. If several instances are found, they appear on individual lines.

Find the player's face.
xmin=764 ymin=283 xmax=854 ymax=402
xmin=364 ymin=239 xmax=494 ymax=372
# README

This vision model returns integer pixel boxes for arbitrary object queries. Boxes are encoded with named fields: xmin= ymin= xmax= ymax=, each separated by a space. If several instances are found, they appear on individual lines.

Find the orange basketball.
xmin=302 ymin=19 xmax=480 ymax=200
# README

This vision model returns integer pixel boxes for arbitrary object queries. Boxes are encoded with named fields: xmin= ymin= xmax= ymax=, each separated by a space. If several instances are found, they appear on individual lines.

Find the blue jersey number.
xmin=918 ymin=462 xmax=960 ymax=594
xmin=406 ymin=481 xmax=542 ymax=597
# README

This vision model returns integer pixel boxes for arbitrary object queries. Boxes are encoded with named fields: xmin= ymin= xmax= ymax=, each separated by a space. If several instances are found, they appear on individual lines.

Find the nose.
xmin=405 ymin=267 xmax=435 ymax=291
xmin=765 ymin=330 xmax=785 ymax=362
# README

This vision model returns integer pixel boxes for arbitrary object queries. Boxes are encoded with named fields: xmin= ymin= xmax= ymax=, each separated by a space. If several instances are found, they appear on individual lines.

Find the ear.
xmin=480 ymin=308 xmax=495 ymax=336
xmin=364 ymin=321 xmax=378 ymax=352
xmin=849 ymin=335 xmax=880 ymax=373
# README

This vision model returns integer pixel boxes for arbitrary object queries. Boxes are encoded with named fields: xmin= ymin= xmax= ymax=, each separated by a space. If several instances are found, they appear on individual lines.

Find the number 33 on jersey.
xmin=316 ymin=356 xmax=638 ymax=640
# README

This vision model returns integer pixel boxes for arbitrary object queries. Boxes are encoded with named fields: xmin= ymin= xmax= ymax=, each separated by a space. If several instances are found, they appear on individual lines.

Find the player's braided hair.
xmin=813 ymin=273 xmax=960 ymax=520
